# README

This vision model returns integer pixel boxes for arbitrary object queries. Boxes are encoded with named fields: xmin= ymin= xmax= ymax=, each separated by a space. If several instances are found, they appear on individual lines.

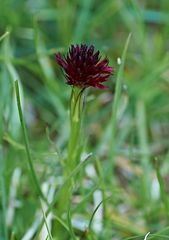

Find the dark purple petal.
xmin=55 ymin=53 xmax=67 ymax=69
xmin=55 ymin=44 xmax=113 ymax=89
xmin=87 ymin=45 xmax=94 ymax=56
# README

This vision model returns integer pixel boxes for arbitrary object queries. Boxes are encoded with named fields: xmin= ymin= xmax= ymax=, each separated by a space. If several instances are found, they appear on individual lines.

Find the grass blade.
xmin=88 ymin=196 xmax=110 ymax=231
xmin=0 ymin=31 xmax=9 ymax=42
xmin=108 ymin=33 xmax=132 ymax=175
xmin=40 ymin=200 xmax=53 ymax=240
xmin=155 ymin=158 xmax=169 ymax=222
xmin=14 ymin=80 xmax=48 ymax=204
xmin=136 ymin=100 xmax=151 ymax=213
xmin=0 ymin=149 xmax=8 ymax=240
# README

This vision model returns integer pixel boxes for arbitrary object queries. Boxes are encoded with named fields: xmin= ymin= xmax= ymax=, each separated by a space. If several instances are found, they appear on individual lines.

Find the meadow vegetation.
xmin=1 ymin=0 xmax=169 ymax=239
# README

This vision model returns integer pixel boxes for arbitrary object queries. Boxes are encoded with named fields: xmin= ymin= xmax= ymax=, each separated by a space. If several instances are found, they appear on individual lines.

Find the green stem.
xmin=55 ymin=87 xmax=84 ymax=239
xmin=67 ymin=87 xmax=84 ymax=175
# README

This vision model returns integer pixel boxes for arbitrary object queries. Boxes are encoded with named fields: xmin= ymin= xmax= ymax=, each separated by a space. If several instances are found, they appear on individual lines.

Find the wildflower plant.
xmin=2 ymin=0 xmax=168 ymax=237
xmin=55 ymin=44 xmax=113 ymax=223
xmin=14 ymin=38 xmax=131 ymax=239
xmin=55 ymin=44 xmax=113 ymax=174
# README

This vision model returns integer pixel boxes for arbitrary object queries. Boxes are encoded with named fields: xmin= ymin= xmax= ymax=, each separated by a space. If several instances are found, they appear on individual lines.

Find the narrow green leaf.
xmin=88 ymin=196 xmax=110 ymax=232
xmin=14 ymin=80 xmax=48 ymax=204
xmin=0 ymin=149 xmax=8 ymax=240
xmin=108 ymin=33 xmax=132 ymax=174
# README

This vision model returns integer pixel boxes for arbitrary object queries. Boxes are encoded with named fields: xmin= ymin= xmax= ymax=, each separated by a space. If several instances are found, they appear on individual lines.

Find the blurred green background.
xmin=1 ymin=0 xmax=169 ymax=239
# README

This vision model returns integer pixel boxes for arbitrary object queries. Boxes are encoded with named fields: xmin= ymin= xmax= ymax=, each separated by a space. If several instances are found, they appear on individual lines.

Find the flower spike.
xmin=55 ymin=44 xmax=113 ymax=89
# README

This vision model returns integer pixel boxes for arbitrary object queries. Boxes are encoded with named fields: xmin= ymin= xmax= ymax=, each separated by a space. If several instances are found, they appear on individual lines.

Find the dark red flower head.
xmin=55 ymin=44 xmax=113 ymax=89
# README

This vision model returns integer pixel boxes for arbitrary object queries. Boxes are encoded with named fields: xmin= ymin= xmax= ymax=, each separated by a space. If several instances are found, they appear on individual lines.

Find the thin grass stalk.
xmin=108 ymin=33 xmax=131 ymax=177
xmin=95 ymin=158 xmax=108 ymax=220
xmin=155 ymin=158 xmax=169 ymax=222
xmin=0 ymin=149 xmax=8 ymax=240
xmin=136 ymin=100 xmax=151 ymax=217
xmin=14 ymin=80 xmax=48 ymax=204
xmin=0 ymin=35 xmax=8 ymax=238
xmin=40 ymin=200 xmax=53 ymax=240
